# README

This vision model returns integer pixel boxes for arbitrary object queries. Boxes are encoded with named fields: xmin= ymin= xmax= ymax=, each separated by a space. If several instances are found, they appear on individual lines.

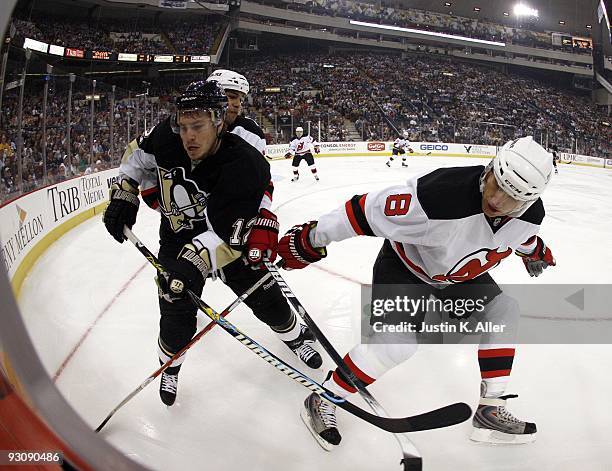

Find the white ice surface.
xmin=18 ymin=156 xmax=612 ymax=471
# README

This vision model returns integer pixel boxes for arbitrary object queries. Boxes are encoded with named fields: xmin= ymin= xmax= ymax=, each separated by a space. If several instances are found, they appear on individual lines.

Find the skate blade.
xmin=300 ymin=408 xmax=335 ymax=452
xmin=470 ymin=427 xmax=536 ymax=444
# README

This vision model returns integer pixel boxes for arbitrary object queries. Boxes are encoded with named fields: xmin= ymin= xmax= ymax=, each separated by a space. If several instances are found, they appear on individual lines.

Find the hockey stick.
xmin=95 ymin=262 xmax=273 ymax=433
xmin=124 ymin=228 xmax=462 ymax=433
xmin=263 ymin=261 xmax=471 ymax=470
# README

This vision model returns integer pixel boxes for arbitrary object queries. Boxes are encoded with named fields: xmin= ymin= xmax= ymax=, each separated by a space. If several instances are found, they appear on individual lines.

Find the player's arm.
xmin=285 ymin=139 xmax=297 ymax=159
xmin=278 ymin=183 xmax=428 ymax=269
xmin=195 ymin=155 xmax=271 ymax=269
xmin=311 ymin=136 xmax=320 ymax=154
xmin=103 ymin=135 xmax=158 ymax=242
xmin=515 ymin=235 xmax=556 ymax=277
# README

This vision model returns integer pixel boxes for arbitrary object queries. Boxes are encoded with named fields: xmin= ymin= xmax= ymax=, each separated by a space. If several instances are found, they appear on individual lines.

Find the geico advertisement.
xmin=0 ymin=169 xmax=118 ymax=277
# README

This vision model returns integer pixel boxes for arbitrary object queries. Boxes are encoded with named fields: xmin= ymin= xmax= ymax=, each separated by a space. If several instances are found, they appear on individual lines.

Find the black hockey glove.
xmin=103 ymin=179 xmax=140 ymax=243
xmin=156 ymin=243 xmax=211 ymax=303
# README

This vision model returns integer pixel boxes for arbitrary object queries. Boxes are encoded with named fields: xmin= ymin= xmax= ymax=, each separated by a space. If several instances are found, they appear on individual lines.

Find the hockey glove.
xmin=278 ymin=221 xmax=327 ymax=270
xmin=516 ymin=236 xmax=556 ymax=277
xmin=284 ymin=152 xmax=293 ymax=159
xmin=314 ymin=145 xmax=321 ymax=154
xmin=246 ymin=209 xmax=280 ymax=269
xmin=157 ymin=243 xmax=211 ymax=302
xmin=103 ymin=178 xmax=140 ymax=243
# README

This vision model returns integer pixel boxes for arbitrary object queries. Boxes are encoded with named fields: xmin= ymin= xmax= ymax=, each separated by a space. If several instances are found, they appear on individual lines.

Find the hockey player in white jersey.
xmin=386 ymin=131 xmax=413 ymax=168
xmin=285 ymin=126 xmax=320 ymax=182
xmin=278 ymin=136 xmax=556 ymax=448
xmin=206 ymin=69 xmax=267 ymax=156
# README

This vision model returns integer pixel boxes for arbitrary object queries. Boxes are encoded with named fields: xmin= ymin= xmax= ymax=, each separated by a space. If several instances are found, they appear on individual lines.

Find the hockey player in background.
xmin=285 ymin=126 xmax=320 ymax=182
xmin=550 ymin=145 xmax=559 ymax=174
xmin=103 ymin=81 xmax=321 ymax=407
xmin=206 ymin=69 xmax=267 ymax=156
xmin=386 ymin=131 xmax=413 ymax=168
xmin=278 ymin=136 xmax=556 ymax=448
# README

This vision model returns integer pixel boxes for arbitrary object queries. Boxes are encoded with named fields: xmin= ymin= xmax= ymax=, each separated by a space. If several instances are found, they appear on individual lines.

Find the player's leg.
xmin=470 ymin=290 xmax=536 ymax=443
xmin=304 ymin=152 xmax=319 ymax=181
xmin=303 ymin=240 xmax=421 ymax=448
xmin=291 ymin=154 xmax=301 ymax=181
xmin=401 ymin=149 xmax=408 ymax=167
xmin=220 ymin=259 xmax=322 ymax=368
xmin=156 ymin=245 xmax=204 ymax=406
xmin=386 ymin=149 xmax=398 ymax=167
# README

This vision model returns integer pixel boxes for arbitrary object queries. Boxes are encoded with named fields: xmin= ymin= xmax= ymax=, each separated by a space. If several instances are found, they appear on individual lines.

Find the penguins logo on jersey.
xmin=157 ymin=166 xmax=208 ymax=232
xmin=432 ymin=248 xmax=512 ymax=283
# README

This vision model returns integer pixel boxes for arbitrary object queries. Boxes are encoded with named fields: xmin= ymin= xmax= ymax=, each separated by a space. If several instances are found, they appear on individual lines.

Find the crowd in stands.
xmin=0 ymin=80 xmax=173 ymax=202
xmin=231 ymin=52 xmax=610 ymax=158
xmin=11 ymin=12 xmax=224 ymax=55
xmin=1 ymin=49 xmax=610 ymax=202
xmin=258 ymin=0 xmax=591 ymax=54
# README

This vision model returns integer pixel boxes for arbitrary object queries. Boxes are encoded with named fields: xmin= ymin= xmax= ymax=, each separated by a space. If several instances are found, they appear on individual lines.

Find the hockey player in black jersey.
xmin=550 ymin=145 xmax=559 ymax=174
xmin=103 ymin=81 xmax=321 ymax=407
xmin=206 ymin=69 xmax=267 ymax=156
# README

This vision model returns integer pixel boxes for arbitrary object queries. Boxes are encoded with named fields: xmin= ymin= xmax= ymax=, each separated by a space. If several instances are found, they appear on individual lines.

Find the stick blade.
xmin=339 ymin=400 xmax=471 ymax=433
xmin=403 ymin=402 xmax=472 ymax=432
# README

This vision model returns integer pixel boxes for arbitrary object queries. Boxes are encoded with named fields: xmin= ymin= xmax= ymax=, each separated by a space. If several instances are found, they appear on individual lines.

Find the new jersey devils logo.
xmin=432 ymin=248 xmax=512 ymax=283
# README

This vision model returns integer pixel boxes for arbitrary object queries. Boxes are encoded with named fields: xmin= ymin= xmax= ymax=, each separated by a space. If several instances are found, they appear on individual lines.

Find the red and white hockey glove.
xmin=246 ymin=208 xmax=280 ymax=269
xmin=284 ymin=152 xmax=293 ymax=159
xmin=516 ymin=236 xmax=556 ymax=277
xmin=314 ymin=145 xmax=321 ymax=154
xmin=278 ymin=221 xmax=327 ymax=270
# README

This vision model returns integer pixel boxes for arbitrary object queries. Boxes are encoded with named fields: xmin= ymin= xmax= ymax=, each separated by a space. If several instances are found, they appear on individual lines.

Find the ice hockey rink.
xmin=17 ymin=155 xmax=612 ymax=471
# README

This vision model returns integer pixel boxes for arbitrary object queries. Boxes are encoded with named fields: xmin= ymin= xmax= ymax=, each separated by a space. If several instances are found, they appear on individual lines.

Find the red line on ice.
xmin=52 ymin=262 xmax=147 ymax=382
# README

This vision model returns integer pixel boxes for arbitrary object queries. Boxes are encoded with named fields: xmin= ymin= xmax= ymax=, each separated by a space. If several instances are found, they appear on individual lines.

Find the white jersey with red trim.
xmin=311 ymin=165 xmax=543 ymax=286
xmin=392 ymin=138 xmax=407 ymax=150
xmin=289 ymin=135 xmax=317 ymax=156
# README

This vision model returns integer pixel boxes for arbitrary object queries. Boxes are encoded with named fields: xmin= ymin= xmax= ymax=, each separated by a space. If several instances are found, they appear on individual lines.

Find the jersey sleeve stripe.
xmin=344 ymin=194 xmax=374 ymax=236
xmin=521 ymin=235 xmax=536 ymax=246
xmin=141 ymin=187 xmax=158 ymax=196
xmin=264 ymin=180 xmax=274 ymax=200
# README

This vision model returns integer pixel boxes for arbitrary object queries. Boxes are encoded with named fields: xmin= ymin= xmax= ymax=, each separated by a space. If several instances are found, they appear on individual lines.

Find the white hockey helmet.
xmin=206 ymin=69 xmax=250 ymax=95
xmin=295 ymin=126 xmax=304 ymax=136
xmin=402 ymin=130 xmax=409 ymax=138
xmin=489 ymin=136 xmax=553 ymax=202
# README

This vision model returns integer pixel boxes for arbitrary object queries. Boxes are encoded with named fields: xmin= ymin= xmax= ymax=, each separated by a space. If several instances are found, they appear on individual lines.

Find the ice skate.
xmin=301 ymin=392 xmax=342 ymax=450
xmin=159 ymin=370 xmax=179 ymax=406
xmin=471 ymin=383 xmax=536 ymax=444
xmin=283 ymin=324 xmax=322 ymax=369
xmin=291 ymin=175 xmax=299 ymax=182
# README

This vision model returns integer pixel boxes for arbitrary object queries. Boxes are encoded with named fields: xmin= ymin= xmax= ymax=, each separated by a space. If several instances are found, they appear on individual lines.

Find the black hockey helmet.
xmin=176 ymin=80 xmax=227 ymax=119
